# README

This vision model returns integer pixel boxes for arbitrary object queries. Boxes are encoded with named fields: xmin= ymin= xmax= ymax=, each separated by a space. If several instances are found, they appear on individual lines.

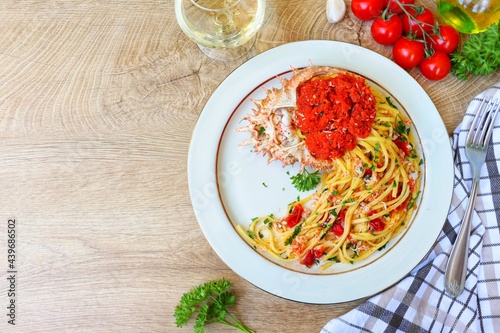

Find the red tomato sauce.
xmin=294 ymin=73 xmax=376 ymax=160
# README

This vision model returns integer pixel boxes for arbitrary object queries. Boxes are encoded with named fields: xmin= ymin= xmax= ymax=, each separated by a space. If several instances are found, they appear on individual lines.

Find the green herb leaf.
xmin=290 ymin=168 xmax=321 ymax=192
xmin=174 ymin=279 xmax=255 ymax=333
xmin=451 ymin=23 xmax=500 ymax=80
xmin=407 ymin=190 xmax=421 ymax=210
xmin=395 ymin=118 xmax=409 ymax=136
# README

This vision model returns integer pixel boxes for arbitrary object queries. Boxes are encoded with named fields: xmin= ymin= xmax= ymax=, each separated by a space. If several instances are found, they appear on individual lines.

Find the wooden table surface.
xmin=1 ymin=1 xmax=499 ymax=332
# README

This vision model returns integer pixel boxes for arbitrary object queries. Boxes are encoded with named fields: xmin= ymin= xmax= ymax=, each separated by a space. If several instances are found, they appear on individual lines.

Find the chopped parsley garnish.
xmin=407 ymin=191 xmax=421 ymax=210
xmin=385 ymin=96 xmax=397 ymax=109
xmin=395 ymin=118 xmax=409 ymax=136
xmin=285 ymin=226 xmax=302 ymax=245
xmin=246 ymin=230 xmax=256 ymax=239
xmin=327 ymin=256 xmax=340 ymax=263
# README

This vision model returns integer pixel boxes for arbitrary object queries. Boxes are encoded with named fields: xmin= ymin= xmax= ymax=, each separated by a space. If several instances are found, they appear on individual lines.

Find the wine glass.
xmin=174 ymin=0 xmax=266 ymax=61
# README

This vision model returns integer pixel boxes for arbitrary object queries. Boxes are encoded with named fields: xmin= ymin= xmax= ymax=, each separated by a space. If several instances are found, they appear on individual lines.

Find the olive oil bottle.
xmin=437 ymin=0 xmax=500 ymax=34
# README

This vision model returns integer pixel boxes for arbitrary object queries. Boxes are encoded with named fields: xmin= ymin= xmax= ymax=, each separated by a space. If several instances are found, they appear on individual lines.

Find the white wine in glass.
xmin=175 ymin=0 xmax=266 ymax=61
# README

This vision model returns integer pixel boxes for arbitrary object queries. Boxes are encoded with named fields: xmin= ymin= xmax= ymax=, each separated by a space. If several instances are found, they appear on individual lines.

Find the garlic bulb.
xmin=326 ymin=0 xmax=346 ymax=24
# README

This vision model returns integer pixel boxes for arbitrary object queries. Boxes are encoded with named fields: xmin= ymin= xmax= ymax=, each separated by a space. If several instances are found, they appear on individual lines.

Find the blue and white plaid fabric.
xmin=322 ymin=83 xmax=500 ymax=333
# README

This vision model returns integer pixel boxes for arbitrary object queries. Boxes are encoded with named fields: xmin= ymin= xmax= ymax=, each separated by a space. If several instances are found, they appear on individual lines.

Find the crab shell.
xmin=237 ymin=64 xmax=354 ymax=170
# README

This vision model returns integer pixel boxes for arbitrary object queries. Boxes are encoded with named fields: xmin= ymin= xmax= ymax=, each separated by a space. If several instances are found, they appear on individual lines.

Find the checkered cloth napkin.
xmin=321 ymin=83 xmax=500 ymax=333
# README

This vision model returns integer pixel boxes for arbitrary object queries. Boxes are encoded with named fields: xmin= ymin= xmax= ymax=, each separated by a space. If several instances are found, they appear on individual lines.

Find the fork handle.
xmin=444 ymin=177 xmax=479 ymax=297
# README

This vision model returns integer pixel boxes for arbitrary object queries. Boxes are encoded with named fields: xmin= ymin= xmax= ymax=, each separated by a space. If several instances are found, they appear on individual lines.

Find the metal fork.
xmin=444 ymin=96 xmax=500 ymax=297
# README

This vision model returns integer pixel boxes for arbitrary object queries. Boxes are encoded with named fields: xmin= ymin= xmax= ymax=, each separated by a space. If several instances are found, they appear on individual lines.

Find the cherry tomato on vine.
xmin=351 ymin=0 xmax=384 ymax=21
xmin=392 ymin=37 xmax=425 ymax=69
xmin=402 ymin=7 xmax=435 ymax=37
xmin=419 ymin=51 xmax=451 ymax=80
xmin=383 ymin=0 xmax=415 ymax=14
xmin=371 ymin=14 xmax=403 ymax=45
xmin=427 ymin=25 xmax=460 ymax=54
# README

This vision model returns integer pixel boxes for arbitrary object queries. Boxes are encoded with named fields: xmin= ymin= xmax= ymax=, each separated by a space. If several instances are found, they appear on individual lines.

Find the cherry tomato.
xmin=402 ymin=7 xmax=435 ymax=37
xmin=384 ymin=0 xmax=415 ymax=14
xmin=351 ymin=0 xmax=384 ymax=21
xmin=371 ymin=14 xmax=403 ymax=46
xmin=285 ymin=203 xmax=304 ymax=228
xmin=427 ymin=25 xmax=460 ymax=54
xmin=419 ymin=51 xmax=451 ymax=80
xmin=392 ymin=37 xmax=425 ymax=69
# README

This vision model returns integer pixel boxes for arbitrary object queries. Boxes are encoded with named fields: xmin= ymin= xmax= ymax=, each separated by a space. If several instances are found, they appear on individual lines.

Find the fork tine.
xmin=476 ymin=97 xmax=495 ymax=146
xmin=467 ymin=97 xmax=490 ymax=145
xmin=480 ymin=98 xmax=500 ymax=148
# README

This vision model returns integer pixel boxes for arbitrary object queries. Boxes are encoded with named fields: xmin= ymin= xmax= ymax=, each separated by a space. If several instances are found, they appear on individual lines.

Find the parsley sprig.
xmin=174 ymin=279 xmax=255 ymax=333
xmin=451 ymin=23 xmax=500 ymax=80
xmin=290 ymin=168 xmax=321 ymax=192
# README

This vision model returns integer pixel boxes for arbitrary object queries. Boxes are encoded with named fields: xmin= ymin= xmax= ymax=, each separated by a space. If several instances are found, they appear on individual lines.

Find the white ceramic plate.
xmin=188 ymin=40 xmax=454 ymax=304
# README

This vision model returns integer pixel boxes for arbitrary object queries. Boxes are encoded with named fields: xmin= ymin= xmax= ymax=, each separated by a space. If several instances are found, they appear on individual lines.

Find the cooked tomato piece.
xmin=286 ymin=203 xmax=304 ymax=228
xmin=394 ymin=196 xmax=411 ymax=212
xmin=329 ymin=210 xmax=346 ymax=236
xmin=300 ymin=250 xmax=316 ymax=267
xmin=312 ymin=247 xmax=325 ymax=258
xmin=393 ymin=137 xmax=412 ymax=156
xmin=338 ymin=209 xmax=346 ymax=223
xmin=331 ymin=223 xmax=344 ymax=236
xmin=369 ymin=218 xmax=385 ymax=232
xmin=300 ymin=247 xmax=325 ymax=267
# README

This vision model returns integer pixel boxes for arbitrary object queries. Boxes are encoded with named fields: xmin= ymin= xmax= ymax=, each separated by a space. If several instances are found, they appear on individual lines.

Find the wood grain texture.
xmin=0 ymin=0 xmax=499 ymax=332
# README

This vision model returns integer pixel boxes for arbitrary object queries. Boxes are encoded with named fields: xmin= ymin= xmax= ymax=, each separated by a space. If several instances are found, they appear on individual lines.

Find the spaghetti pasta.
xmin=237 ymin=71 xmax=422 ymax=270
